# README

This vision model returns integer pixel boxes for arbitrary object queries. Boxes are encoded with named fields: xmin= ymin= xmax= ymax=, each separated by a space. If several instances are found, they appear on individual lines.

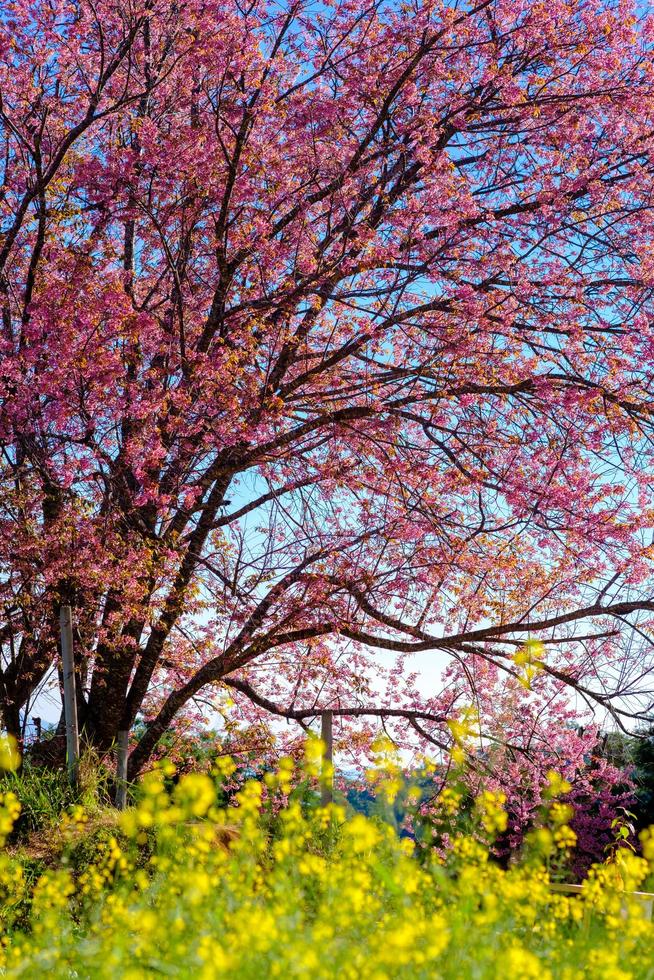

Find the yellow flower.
xmin=174 ymin=773 xmax=216 ymax=818
xmin=549 ymin=801 xmax=574 ymax=826
xmin=476 ymin=789 xmax=509 ymax=835
xmin=501 ymin=944 xmax=550 ymax=979
xmin=439 ymin=786 xmax=462 ymax=816
xmin=0 ymin=792 xmax=21 ymax=844
xmin=298 ymin=853 xmax=327 ymax=876
xmin=554 ymin=826 xmax=577 ymax=850
xmin=514 ymin=640 xmax=545 ymax=690
xmin=197 ymin=936 xmax=230 ymax=976
xmin=640 ymin=826 xmax=654 ymax=864
xmin=344 ymin=814 xmax=381 ymax=852
xmin=544 ymin=770 xmax=572 ymax=798
xmin=0 ymin=735 xmax=20 ymax=772
xmin=212 ymin=755 xmax=237 ymax=779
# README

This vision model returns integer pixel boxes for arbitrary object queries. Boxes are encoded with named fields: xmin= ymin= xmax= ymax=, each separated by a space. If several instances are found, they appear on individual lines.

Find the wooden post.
xmin=59 ymin=605 xmax=79 ymax=786
xmin=321 ymin=710 xmax=333 ymax=806
xmin=115 ymin=730 xmax=129 ymax=810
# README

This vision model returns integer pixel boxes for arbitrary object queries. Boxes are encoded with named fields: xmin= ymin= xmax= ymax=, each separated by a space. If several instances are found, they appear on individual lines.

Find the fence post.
xmin=321 ymin=710 xmax=333 ymax=806
xmin=59 ymin=605 xmax=79 ymax=786
xmin=115 ymin=730 xmax=129 ymax=809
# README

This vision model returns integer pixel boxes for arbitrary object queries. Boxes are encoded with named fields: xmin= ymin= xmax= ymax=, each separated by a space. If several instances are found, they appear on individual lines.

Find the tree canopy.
xmin=1 ymin=0 xmax=654 ymax=774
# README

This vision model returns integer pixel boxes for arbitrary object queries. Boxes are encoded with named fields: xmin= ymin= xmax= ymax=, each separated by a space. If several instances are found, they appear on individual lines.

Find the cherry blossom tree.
xmin=2 ymin=0 xmax=654 ymax=777
xmin=440 ymin=664 xmax=637 ymax=876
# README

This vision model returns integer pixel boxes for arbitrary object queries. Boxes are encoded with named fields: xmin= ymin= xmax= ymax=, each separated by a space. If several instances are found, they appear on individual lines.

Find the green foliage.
xmin=0 ymin=763 xmax=71 ymax=838
xmin=0 ymin=748 xmax=112 ymax=840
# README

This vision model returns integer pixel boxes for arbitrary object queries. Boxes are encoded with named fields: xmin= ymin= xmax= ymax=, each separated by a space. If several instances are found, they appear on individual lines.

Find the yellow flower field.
xmin=0 ymin=747 xmax=653 ymax=979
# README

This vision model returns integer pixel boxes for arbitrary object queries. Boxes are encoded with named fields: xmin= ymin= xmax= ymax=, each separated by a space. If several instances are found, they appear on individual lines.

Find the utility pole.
xmin=59 ymin=605 xmax=79 ymax=786
xmin=321 ymin=710 xmax=333 ymax=806
xmin=115 ymin=730 xmax=129 ymax=809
